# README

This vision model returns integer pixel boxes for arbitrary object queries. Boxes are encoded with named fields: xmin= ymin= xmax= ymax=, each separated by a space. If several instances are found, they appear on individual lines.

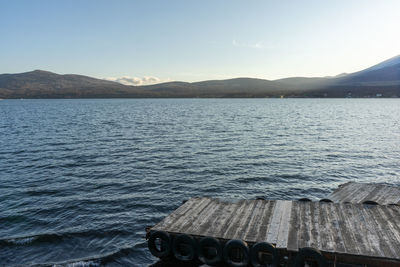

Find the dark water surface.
xmin=1 ymin=99 xmax=400 ymax=266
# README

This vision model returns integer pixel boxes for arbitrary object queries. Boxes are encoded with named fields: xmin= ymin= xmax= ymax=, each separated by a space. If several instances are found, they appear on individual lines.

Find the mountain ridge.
xmin=1 ymin=55 xmax=399 ymax=98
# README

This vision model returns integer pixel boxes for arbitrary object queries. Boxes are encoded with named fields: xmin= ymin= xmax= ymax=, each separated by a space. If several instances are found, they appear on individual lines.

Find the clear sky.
xmin=1 ymin=0 xmax=400 ymax=84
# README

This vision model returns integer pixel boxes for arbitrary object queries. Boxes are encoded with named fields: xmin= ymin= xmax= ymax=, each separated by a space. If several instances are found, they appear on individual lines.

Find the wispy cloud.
xmin=104 ymin=76 xmax=163 ymax=86
xmin=232 ymin=39 xmax=264 ymax=49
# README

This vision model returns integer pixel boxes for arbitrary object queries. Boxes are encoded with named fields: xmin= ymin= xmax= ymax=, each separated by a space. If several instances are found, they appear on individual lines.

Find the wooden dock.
xmin=150 ymin=197 xmax=400 ymax=266
xmin=328 ymin=182 xmax=400 ymax=205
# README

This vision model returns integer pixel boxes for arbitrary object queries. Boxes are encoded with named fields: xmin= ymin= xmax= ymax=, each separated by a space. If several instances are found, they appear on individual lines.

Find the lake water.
xmin=1 ymin=98 xmax=400 ymax=266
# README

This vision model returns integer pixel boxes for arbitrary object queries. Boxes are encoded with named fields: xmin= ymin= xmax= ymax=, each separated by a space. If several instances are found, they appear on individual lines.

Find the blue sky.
xmin=1 ymin=0 xmax=399 ymax=84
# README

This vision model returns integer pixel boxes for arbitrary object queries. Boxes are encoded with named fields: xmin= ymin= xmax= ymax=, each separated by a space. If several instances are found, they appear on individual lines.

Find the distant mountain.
xmin=0 ymin=70 xmax=149 ymax=98
xmin=305 ymin=55 xmax=400 ymax=97
xmin=360 ymin=55 xmax=400 ymax=73
xmin=1 ymin=56 xmax=400 ymax=98
xmin=334 ymin=55 xmax=400 ymax=86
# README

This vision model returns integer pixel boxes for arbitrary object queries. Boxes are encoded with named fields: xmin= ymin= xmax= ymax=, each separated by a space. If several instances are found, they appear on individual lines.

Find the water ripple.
xmin=1 ymin=98 xmax=400 ymax=266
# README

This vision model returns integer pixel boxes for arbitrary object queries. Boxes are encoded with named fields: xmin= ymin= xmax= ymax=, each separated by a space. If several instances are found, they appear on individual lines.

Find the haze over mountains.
xmin=1 ymin=55 xmax=399 ymax=98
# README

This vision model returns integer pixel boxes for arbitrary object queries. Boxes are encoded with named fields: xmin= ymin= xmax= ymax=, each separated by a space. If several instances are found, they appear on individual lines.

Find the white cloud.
xmin=104 ymin=76 xmax=162 ymax=86
xmin=232 ymin=39 xmax=264 ymax=49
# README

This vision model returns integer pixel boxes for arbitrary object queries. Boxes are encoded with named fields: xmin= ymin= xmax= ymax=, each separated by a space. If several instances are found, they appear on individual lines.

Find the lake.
xmin=1 ymin=98 xmax=400 ymax=266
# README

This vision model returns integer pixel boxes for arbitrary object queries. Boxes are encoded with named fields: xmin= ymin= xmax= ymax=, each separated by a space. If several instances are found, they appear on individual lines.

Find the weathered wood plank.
xmin=183 ymin=199 xmax=225 ymax=236
xmin=287 ymin=201 xmax=300 ymax=252
xmin=349 ymin=183 xmax=375 ymax=203
xmin=151 ymin=197 xmax=400 ymax=261
xmin=378 ymin=205 xmax=400 ymax=258
xmin=297 ymin=201 xmax=311 ymax=249
xmin=266 ymin=200 xmax=288 ymax=244
xmin=309 ymin=201 xmax=321 ymax=249
xmin=362 ymin=205 xmax=399 ymax=259
xmin=329 ymin=182 xmax=400 ymax=205
xmin=232 ymin=200 xmax=259 ymax=240
xmin=221 ymin=200 xmax=249 ymax=240
xmin=275 ymin=200 xmax=292 ymax=248
xmin=208 ymin=200 xmax=242 ymax=239
xmin=169 ymin=197 xmax=213 ymax=233
xmin=355 ymin=204 xmax=385 ymax=257
xmin=324 ymin=202 xmax=346 ymax=253
xmin=201 ymin=200 xmax=234 ymax=238
xmin=254 ymin=200 xmax=276 ymax=243
xmin=318 ymin=202 xmax=336 ymax=252
xmin=153 ymin=197 xmax=209 ymax=231
xmin=364 ymin=184 xmax=385 ymax=204
xmin=346 ymin=204 xmax=373 ymax=255
xmin=242 ymin=200 xmax=266 ymax=242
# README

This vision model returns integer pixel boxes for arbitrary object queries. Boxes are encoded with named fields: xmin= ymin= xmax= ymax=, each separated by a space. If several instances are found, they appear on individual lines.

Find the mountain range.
xmin=1 ymin=55 xmax=399 ymax=98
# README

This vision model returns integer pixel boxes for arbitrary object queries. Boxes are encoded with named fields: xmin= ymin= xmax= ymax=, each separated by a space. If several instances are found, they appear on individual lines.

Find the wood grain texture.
xmin=152 ymin=197 xmax=400 ymax=261
xmin=329 ymin=182 xmax=400 ymax=205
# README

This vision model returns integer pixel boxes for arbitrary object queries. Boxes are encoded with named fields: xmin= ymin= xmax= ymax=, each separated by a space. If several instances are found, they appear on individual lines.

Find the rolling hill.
xmin=1 ymin=55 xmax=399 ymax=98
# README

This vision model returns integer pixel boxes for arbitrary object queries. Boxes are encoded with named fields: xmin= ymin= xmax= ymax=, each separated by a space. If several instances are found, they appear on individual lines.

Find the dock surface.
xmin=152 ymin=197 xmax=400 ymax=263
xmin=328 ymin=182 xmax=400 ymax=205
